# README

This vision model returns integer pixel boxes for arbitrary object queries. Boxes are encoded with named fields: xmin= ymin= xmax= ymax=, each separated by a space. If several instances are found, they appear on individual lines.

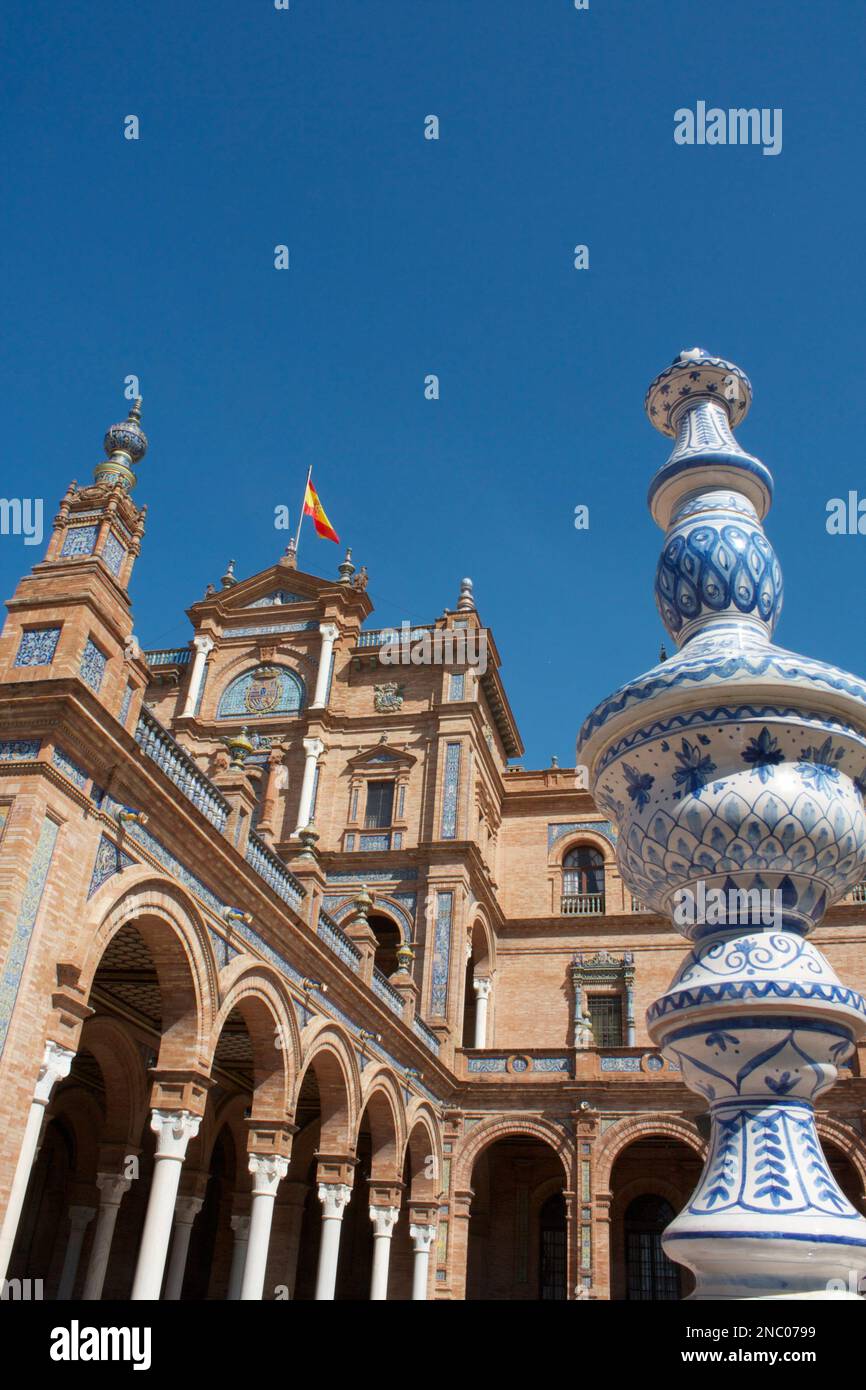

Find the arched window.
xmin=624 ymin=1195 xmax=680 ymax=1301
xmin=561 ymin=845 xmax=605 ymax=916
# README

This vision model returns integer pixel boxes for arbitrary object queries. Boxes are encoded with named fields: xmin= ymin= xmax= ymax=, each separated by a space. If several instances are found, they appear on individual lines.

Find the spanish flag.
xmin=303 ymin=477 xmax=340 ymax=544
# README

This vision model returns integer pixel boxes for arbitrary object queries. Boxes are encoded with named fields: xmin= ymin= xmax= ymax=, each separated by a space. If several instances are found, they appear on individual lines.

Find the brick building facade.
xmin=1 ymin=399 xmax=865 ymax=1302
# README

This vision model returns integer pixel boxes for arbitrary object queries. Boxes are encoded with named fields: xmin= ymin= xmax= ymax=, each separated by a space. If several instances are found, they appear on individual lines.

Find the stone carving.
xmin=374 ymin=682 xmax=404 ymax=712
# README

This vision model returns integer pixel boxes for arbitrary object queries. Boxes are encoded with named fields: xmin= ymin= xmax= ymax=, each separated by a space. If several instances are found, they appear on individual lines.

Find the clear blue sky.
xmin=2 ymin=0 xmax=865 ymax=768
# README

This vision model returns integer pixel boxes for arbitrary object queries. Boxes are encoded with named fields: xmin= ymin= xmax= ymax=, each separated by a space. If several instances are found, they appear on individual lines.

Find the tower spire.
xmin=94 ymin=397 xmax=148 ymax=491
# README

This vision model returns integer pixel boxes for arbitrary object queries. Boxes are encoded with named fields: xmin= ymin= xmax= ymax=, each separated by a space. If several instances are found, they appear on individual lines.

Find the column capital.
xmin=150 ymin=1108 xmax=201 ymax=1160
xmin=248 ymin=1153 xmax=289 ymax=1196
xmin=34 ymin=1039 xmax=75 ymax=1104
xmin=192 ymin=634 xmax=215 ymax=656
xmin=174 ymin=1195 xmax=204 ymax=1225
xmin=318 ymin=622 xmax=339 ymax=642
xmin=317 ymin=1183 xmax=352 ymax=1220
xmin=230 ymin=1213 xmax=251 ymax=1237
xmin=409 ymin=1222 xmax=436 ymax=1253
xmin=472 ymin=975 xmax=493 ymax=1001
xmin=302 ymin=736 xmax=325 ymax=758
xmin=96 ymin=1172 xmax=132 ymax=1205
xmin=369 ymin=1205 xmax=400 ymax=1238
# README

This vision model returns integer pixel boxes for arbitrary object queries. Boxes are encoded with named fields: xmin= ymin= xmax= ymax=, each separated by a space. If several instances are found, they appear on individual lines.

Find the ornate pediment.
xmin=347 ymin=743 xmax=416 ymax=770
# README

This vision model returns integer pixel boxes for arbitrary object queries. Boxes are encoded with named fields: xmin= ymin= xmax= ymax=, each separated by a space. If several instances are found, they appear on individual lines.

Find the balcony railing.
xmin=851 ymin=884 xmax=866 ymax=904
xmin=134 ymin=707 xmax=230 ymax=832
xmin=631 ymin=895 xmax=650 ymax=913
xmin=356 ymin=627 xmax=431 ymax=648
xmin=560 ymin=893 xmax=605 ymax=917
xmin=144 ymin=647 xmax=192 ymax=666
xmin=317 ymin=910 xmax=362 ymax=972
xmin=412 ymin=1017 xmax=441 ymax=1055
xmin=372 ymin=967 xmax=405 ymax=1017
xmin=245 ymin=832 xmax=305 ymax=908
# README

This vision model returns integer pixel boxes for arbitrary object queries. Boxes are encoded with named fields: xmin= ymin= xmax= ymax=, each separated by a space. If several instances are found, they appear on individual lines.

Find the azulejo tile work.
xmin=14 ymin=626 xmax=60 ymax=667
xmin=216 ymin=663 xmax=305 ymax=718
xmin=0 ymin=816 xmax=59 ymax=1056
xmin=79 ymin=637 xmax=107 ymax=693
xmin=578 ymin=348 xmax=866 ymax=1300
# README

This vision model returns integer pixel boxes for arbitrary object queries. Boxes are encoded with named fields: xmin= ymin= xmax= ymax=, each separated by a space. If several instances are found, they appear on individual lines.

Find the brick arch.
xmin=76 ymin=873 xmax=219 ymax=1072
xmin=78 ymin=1015 xmax=149 ymax=1151
xmin=206 ymin=964 xmax=301 ymax=1122
xmin=550 ymin=829 xmax=616 ymax=869
xmin=816 ymin=1116 xmax=866 ymax=1198
xmin=49 ymin=1085 xmax=106 ymax=1186
xmin=453 ymin=1115 xmax=573 ymax=1191
xmin=193 ymin=1092 xmax=249 ymax=1177
xmin=294 ymin=1023 xmax=361 ymax=1152
xmin=468 ymin=908 xmax=496 ymax=975
xmin=593 ymin=1114 xmax=705 ymax=1194
xmin=356 ymin=1068 xmax=407 ymax=1182
xmin=404 ymin=1101 xmax=444 ymax=1200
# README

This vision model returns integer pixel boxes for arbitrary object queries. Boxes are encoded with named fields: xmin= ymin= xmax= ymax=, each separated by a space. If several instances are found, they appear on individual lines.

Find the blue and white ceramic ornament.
xmin=577 ymin=349 xmax=866 ymax=1299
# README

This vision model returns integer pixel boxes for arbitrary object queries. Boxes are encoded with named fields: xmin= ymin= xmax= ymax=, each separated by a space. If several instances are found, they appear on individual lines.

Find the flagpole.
xmin=292 ymin=464 xmax=313 ymax=563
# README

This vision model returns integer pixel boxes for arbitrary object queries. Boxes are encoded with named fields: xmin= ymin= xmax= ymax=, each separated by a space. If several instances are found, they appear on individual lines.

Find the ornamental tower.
xmin=577 ymin=349 xmax=866 ymax=1300
xmin=0 ymin=397 xmax=150 ymax=724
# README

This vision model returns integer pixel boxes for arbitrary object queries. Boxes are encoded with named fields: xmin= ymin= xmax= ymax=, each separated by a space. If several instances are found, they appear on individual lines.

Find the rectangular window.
xmin=588 ymin=994 xmax=623 ymax=1047
xmin=365 ymin=779 xmax=394 ymax=828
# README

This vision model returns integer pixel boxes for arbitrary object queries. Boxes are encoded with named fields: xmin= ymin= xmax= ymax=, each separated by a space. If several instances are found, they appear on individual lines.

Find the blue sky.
xmin=2 ymin=0 xmax=865 ymax=767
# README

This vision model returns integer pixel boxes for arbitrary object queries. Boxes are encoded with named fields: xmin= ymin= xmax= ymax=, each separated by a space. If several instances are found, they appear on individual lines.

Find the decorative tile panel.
xmin=430 ymin=890 xmax=453 ymax=1014
xmin=80 ymin=638 xmax=107 ymax=693
xmin=52 ymin=746 xmax=88 ymax=790
xmin=600 ymin=1055 xmax=642 ymax=1071
xmin=15 ymin=627 xmax=60 ymax=667
xmin=217 ymin=664 xmax=304 ymax=718
xmin=229 ymin=621 xmax=317 ymax=637
xmin=60 ymin=525 xmax=97 ymax=558
xmin=101 ymin=531 xmax=127 ymax=577
xmin=440 ymin=742 xmax=461 ymax=839
xmin=0 ymin=816 xmax=59 ymax=1056
xmin=327 ymin=868 xmax=419 ymax=882
xmin=119 ymin=683 xmax=133 ymax=726
xmin=0 ymin=739 xmax=41 ymax=761
xmin=359 ymin=833 xmax=390 ymax=852
xmin=88 ymin=833 xmax=134 ymax=897
xmin=548 ymin=820 xmax=617 ymax=850
xmin=248 ymin=591 xmax=309 ymax=607
xmin=448 ymin=673 xmax=465 ymax=701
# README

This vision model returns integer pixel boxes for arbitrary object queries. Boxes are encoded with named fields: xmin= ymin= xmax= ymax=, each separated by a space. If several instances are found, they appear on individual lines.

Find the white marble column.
xmin=82 ymin=1173 xmax=131 ymax=1300
xmin=130 ymin=1110 xmax=201 ymax=1301
xmin=472 ymin=977 xmax=492 ymax=1048
xmin=181 ymin=635 xmax=213 ymax=717
xmin=409 ymin=1222 xmax=436 ymax=1301
xmin=314 ymin=1183 xmax=351 ymax=1301
xmin=0 ymin=1040 xmax=74 ymax=1285
xmin=227 ymin=1213 xmax=250 ymax=1301
xmin=241 ymin=1155 xmax=288 ymax=1301
xmin=163 ymin=1194 xmax=203 ymax=1301
xmin=295 ymin=737 xmax=323 ymax=834
xmin=310 ymin=624 xmax=338 ymax=709
xmin=369 ymin=1205 xmax=399 ymax=1300
xmin=57 ymin=1204 xmax=96 ymax=1299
